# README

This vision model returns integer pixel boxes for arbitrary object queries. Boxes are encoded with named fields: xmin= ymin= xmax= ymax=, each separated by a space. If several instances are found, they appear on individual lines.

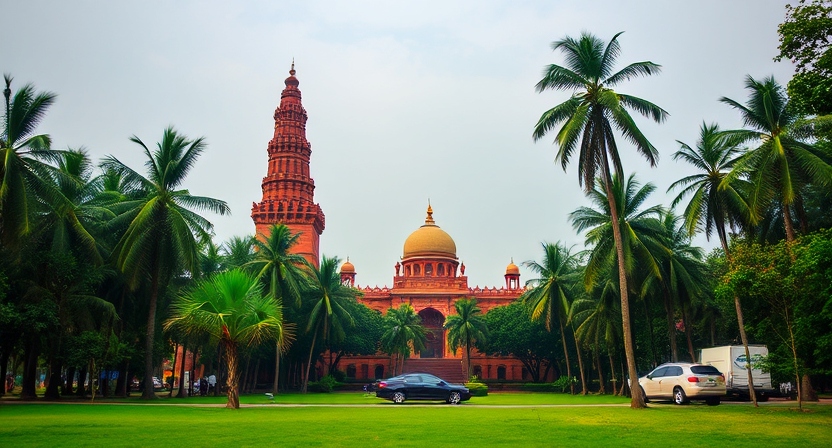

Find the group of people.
xmin=192 ymin=374 xmax=217 ymax=396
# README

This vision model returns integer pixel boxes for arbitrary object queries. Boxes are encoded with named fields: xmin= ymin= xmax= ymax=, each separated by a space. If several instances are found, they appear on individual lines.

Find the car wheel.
xmin=640 ymin=387 xmax=649 ymax=404
xmin=705 ymin=397 xmax=720 ymax=406
xmin=392 ymin=392 xmax=405 ymax=404
xmin=447 ymin=391 xmax=461 ymax=405
xmin=673 ymin=387 xmax=689 ymax=405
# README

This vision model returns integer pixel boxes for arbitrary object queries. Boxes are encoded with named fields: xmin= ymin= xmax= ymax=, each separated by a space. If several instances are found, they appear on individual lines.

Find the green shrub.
xmin=308 ymin=375 xmax=341 ymax=393
xmin=330 ymin=369 xmax=346 ymax=382
xmin=520 ymin=382 xmax=559 ymax=393
xmin=465 ymin=380 xmax=488 ymax=396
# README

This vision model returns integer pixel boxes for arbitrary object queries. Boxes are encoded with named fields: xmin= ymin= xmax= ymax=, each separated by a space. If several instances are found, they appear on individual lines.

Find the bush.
xmin=330 ymin=369 xmax=346 ymax=382
xmin=465 ymin=380 xmax=488 ymax=396
xmin=520 ymin=382 xmax=559 ymax=393
xmin=308 ymin=375 xmax=340 ymax=393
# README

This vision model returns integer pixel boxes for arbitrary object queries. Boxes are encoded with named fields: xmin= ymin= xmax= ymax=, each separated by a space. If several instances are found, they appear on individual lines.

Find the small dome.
xmin=506 ymin=259 xmax=520 ymax=275
xmin=402 ymin=205 xmax=457 ymax=259
xmin=341 ymin=259 xmax=355 ymax=273
xmin=285 ymin=62 xmax=299 ymax=87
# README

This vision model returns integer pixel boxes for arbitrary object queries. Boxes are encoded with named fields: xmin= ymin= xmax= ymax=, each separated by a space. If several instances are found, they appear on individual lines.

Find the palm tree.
xmin=668 ymin=122 xmax=752 ymax=255
xmin=164 ymin=269 xmax=291 ymax=408
xmin=101 ymin=127 xmax=229 ymax=399
xmin=570 ymin=275 xmax=623 ymax=395
xmin=381 ymin=304 xmax=427 ymax=376
xmin=520 ymin=242 xmax=581 ymax=393
xmin=222 ymin=235 xmax=256 ymax=270
xmin=533 ymin=32 xmax=668 ymax=408
xmin=444 ymin=298 xmax=488 ymax=381
xmin=301 ymin=255 xmax=356 ymax=393
xmin=721 ymin=75 xmax=832 ymax=242
xmin=0 ymin=74 xmax=60 ymax=249
xmin=244 ymin=225 xmax=306 ymax=394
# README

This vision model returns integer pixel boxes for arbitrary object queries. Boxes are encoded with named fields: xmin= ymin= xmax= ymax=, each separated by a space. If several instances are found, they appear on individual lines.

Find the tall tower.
xmin=251 ymin=64 xmax=325 ymax=267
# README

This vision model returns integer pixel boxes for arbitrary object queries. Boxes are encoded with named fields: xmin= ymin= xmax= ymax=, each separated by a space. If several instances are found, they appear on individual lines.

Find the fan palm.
xmin=533 ymin=32 xmax=668 ymax=408
xmin=381 ymin=304 xmax=427 ymax=376
xmin=101 ymin=127 xmax=229 ymax=399
xmin=520 ymin=242 xmax=580 ymax=393
xmin=301 ymin=255 xmax=357 ymax=393
xmin=0 ymin=74 xmax=62 ymax=249
xmin=444 ymin=298 xmax=488 ymax=381
xmin=721 ymin=75 xmax=832 ymax=242
xmin=668 ymin=122 xmax=752 ymax=254
xmin=164 ymin=269 xmax=291 ymax=408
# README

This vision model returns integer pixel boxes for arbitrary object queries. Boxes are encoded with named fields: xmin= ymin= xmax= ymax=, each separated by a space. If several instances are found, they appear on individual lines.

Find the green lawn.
xmin=1 ymin=394 xmax=830 ymax=447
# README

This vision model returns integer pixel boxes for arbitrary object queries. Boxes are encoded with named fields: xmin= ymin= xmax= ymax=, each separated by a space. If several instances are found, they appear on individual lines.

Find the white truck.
xmin=699 ymin=345 xmax=776 ymax=400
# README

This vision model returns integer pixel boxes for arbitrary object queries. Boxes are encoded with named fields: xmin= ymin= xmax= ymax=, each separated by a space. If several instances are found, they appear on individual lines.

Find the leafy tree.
xmin=479 ymin=302 xmax=558 ymax=382
xmin=721 ymin=75 xmax=832 ymax=242
xmin=444 ymin=297 xmax=488 ymax=380
xmin=222 ymin=235 xmax=256 ymax=270
xmin=520 ymin=242 xmax=580 ymax=392
xmin=533 ymin=32 xmax=668 ymax=408
xmin=164 ymin=269 xmax=291 ymax=408
xmin=102 ymin=127 xmax=229 ymax=399
xmin=776 ymin=0 xmax=832 ymax=116
xmin=326 ymin=301 xmax=383 ymax=375
xmin=301 ymin=256 xmax=356 ymax=393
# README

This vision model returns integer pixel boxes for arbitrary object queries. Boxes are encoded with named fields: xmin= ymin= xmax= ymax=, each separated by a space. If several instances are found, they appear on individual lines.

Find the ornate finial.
xmin=290 ymin=58 xmax=296 ymax=76
xmin=425 ymin=202 xmax=435 ymax=225
xmin=510 ymin=257 xmax=514 ymax=264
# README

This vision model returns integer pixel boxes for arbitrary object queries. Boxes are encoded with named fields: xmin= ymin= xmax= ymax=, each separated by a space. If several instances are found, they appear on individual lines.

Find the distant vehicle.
xmin=152 ymin=377 xmax=164 ymax=391
xmin=374 ymin=373 xmax=471 ymax=404
xmin=638 ymin=362 xmax=726 ymax=405
xmin=699 ymin=345 xmax=775 ymax=400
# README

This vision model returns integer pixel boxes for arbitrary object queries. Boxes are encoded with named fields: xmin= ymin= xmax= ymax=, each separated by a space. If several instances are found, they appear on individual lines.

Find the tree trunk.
xmin=273 ymin=345 xmax=281 ymax=394
xmin=252 ymin=358 xmax=261 ymax=392
xmin=177 ymin=343 xmax=187 ymax=398
xmin=44 ymin=359 xmax=62 ymax=400
xmin=224 ymin=341 xmax=240 ymax=409
xmin=557 ymin=316 xmax=573 ymax=394
xmin=573 ymin=329 xmax=587 ymax=395
xmin=63 ymin=366 xmax=75 ymax=396
xmin=664 ymin=289 xmax=678 ymax=362
xmin=783 ymin=200 xmax=796 ymax=242
xmin=0 ymin=349 xmax=9 ymax=396
xmin=608 ymin=351 xmax=617 ymax=396
xmin=800 ymin=374 xmax=817 ymax=402
xmin=170 ymin=342 xmax=179 ymax=398
xmin=302 ymin=330 xmax=319 ymax=393
xmin=20 ymin=338 xmax=38 ymax=400
xmin=142 ymin=261 xmax=161 ymax=400
xmin=602 ymin=165 xmax=646 ymax=408
xmin=76 ymin=366 xmax=87 ymax=397
xmin=682 ymin=304 xmax=696 ymax=362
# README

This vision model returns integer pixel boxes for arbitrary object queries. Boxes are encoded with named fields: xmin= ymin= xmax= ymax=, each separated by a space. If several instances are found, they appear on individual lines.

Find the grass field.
xmin=2 ymin=393 xmax=830 ymax=447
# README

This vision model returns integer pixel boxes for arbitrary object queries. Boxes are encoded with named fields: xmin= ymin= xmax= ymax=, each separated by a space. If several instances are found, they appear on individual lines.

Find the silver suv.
xmin=638 ymin=363 xmax=726 ymax=405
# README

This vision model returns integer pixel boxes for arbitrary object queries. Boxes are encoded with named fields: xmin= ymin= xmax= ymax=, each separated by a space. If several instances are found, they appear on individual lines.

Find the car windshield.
xmin=691 ymin=365 xmax=722 ymax=375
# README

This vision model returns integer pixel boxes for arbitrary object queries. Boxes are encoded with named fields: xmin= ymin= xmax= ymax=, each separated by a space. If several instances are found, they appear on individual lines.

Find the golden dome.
xmin=506 ymin=258 xmax=520 ymax=275
xmin=402 ymin=205 xmax=457 ymax=259
xmin=340 ymin=258 xmax=355 ymax=273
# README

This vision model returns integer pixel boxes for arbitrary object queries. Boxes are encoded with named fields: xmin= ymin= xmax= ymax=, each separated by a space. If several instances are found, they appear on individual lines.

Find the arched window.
xmin=497 ymin=366 xmax=507 ymax=380
xmin=473 ymin=365 xmax=483 ymax=379
xmin=406 ymin=266 xmax=412 ymax=276
xmin=414 ymin=264 xmax=421 ymax=275
xmin=425 ymin=263 xmax=433 ymax=276
xmin=346 ymin=364 xmax=357 ymax=379
xmin=437 ymin=264 xmax=445 ymax=276
xmin=374 ymin=365 xmax=385 ymax=380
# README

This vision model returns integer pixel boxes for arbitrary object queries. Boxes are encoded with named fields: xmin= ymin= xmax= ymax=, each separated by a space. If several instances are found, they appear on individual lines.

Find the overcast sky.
xmin=2 ymin=0 xmax=795 ymax=288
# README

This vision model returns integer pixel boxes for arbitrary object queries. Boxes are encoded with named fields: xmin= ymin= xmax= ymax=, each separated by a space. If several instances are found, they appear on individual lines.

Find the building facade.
xmin=253 ymin=66 xmax=538 ymax=383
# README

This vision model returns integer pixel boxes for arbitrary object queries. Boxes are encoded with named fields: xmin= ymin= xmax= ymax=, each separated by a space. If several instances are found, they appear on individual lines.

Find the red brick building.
xmin=253 ymin=66 xmax=538 ymax=383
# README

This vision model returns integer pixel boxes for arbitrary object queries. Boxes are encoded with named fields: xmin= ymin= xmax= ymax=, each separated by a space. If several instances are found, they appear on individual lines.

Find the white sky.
xmin=2 ymin=0 xmax=794 ymax=288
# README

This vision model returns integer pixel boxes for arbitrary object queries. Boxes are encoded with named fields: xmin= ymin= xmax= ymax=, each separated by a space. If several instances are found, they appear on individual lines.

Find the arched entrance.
xmin=418 ymin=308 xmax=445 ymax=358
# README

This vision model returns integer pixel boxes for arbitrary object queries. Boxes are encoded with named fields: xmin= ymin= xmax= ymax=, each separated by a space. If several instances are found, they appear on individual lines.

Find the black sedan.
xmin=375 ymin=373 xmax=471 ymax=404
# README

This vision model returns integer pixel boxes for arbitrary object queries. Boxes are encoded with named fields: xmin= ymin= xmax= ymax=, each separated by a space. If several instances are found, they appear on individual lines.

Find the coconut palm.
xmin=101 ymin=127 xmax=229 ymax=399
xmin=721 ymin=75 xmax=832 ymax=242
xmin=301 ymin=256 xmax=357 ymax=393
xmin=533 ymin=32 xmax=668 ymax=408
xmin=381 ymin=304 xmax=427 ymax=376
xmin=570 ymin=275 xmax=623 ymax=395
xmin=520 ymin=242 xmax=581 ymax=393
xmin=164 ymin=269 xmax=291 ymax=408
xmin=245 ymin=225 xmax=308 ymax=394
xmin=246 ymin=224 xmax=307 ymax=309
xmin=668 ymin=121 xmax=752 ymax=253
xmin=0 ymin=74 xmax=61 ymax=249
xmin=222 ymin=235 xmax=256 ymax=270
xmin=444 ymin=298 xmax=488 ymax=381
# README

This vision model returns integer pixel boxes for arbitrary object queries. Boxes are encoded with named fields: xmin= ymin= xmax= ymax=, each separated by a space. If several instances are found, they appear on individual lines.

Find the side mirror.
xmin=439 ymin=381 xmax=447 ymax=386
xmin=646 ymin=374 xmax=653 ymax=380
